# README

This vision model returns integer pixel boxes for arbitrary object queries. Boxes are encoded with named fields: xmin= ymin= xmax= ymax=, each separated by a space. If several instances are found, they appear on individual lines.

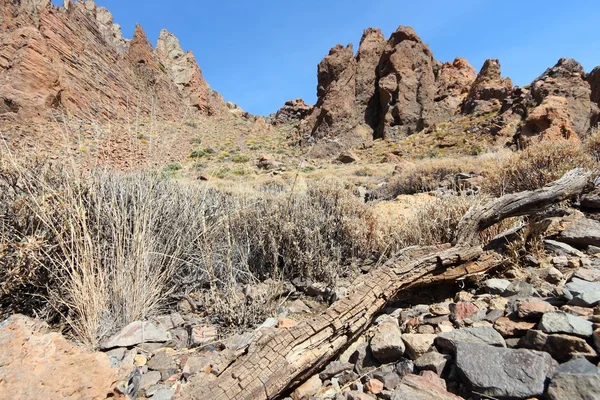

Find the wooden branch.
xmin=453 ymin=168 xmax=591 ymax=247
xmin=183 ymin=169 xmax=591 ymax=400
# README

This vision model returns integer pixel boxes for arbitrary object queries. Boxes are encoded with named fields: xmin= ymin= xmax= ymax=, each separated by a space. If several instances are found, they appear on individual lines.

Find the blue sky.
xmin=54 ymin=1 xmax=600 ymax=115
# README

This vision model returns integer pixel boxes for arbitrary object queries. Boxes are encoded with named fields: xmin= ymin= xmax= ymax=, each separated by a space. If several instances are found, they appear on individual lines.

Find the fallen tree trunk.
xmin=184 ymin=169 xmax=591 ymax=400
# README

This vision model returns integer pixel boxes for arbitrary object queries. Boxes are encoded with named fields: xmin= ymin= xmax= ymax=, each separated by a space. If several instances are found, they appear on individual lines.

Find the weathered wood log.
xmin=454 ymin=168 xmax=591 ymax=246
xmin=184 ymin=169 xmax=592 ymax=400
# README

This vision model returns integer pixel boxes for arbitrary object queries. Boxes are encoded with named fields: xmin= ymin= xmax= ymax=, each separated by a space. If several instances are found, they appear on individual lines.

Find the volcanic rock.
xmin=462 ymin=59 xmax=512 ymax=114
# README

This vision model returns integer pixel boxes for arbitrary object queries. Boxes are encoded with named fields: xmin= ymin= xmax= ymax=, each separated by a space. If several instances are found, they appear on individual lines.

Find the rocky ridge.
xmin=278 ymin=26 xmax=600 ymax=155
xmin=0 ymin=0 xmax=225 ymax=123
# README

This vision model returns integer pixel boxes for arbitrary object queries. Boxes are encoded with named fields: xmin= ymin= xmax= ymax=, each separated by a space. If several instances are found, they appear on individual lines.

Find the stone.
xmin=493 ymin=317 xmax=536 ymax=337
xmin=483 ymin=309 xmax=505 ymax=323
xmin=595 ymin=329 xmax=600 ymax=351
xmin=553 ymin=255 xmax=570 ymax=268
xmin=519 ymin=329 xmax=597 ymax=362
xmin=286 ymin=299 xmax=311 ymax=314
xmin=539 ymin=311 xmax=594 ymax=337
xmin=402 ymin=334 xmax=436 ymax=360
xmin=569 ymin=290 xmax=600 ymax=307
xmin=370 ymin=321 xmax=405 ymax=363
xmin=291 ymin=375 xmax=322 ymax=400
xmin=562 ymin=305 xmax=594 ymax=318
xmin=319 ymin=361 xmax=354 ymax=380
xmin=435 ymin=326 xmax=506 ymax=353
xmin=574 ymin=268 xmax=600 ymax=282
xmin=101 ymin=321 xmax=169 ymax=349
xmin=152 ymin=388 xmax=175 ymax=400
xmin=0 ymin=315 xmax=120 ymax=399
xmin=517 ymin=300 xmax=556 ymax=319
xmin=547 ymin=358 xmax=600 ymax=400
xmin=337 ymin=151 xmax=359 ymax=164
xmin=449 ymin=302 xmax=479 ymax=323
xmin=482 ymin=278 xmax=511 ymax=294
xmin=417 ymin=324 xmax=436 ymax=335
xmin=273 ymin=99 xmax=313 ymax=125
xmin=565 ymin=278 xmax=600 ymax=301
xmin=395 ymin=358 xmax=415 ymax=377
xmin=546 ymin=239 xmax=586 ymax=257
xmin=168 ymin=327 xmax=189 ymax=350
xmin=454 ymin=342 xmax=555 ymax=398
xmin=391 ymin=374 xmax=462 ymax=400
xmin=454 ymin=291 xmax=474 ymax=303
xmin=347 ymin=392 xmax=374 ymax=400
xmin=429 ymin=303 xmax=451 ymax=316
xmin=539 ymin=265 xmax=566 ymax=284
xmin=503 ymin=280 xmax=534 ymax=297
xmin=366 ymin=379 xmax=384 ymax=394
xmin=139 ymin=370 xmax=161 ymax=391
xmin=147 ymin=350 xmax=176 ymax=380
xmin=557 ymin=217 xmax=600 ymax=248
xmin=190 ymin=324 xmax=218 ymax=346
xmin=350 ymin=342 xmax=380 ymax=374
xmin=414 ymin=351 xmax=451 ymax=375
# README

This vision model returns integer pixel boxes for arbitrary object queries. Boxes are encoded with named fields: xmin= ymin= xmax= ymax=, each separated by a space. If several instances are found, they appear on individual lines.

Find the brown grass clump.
xmin=483 ymin=140 xmax=597 ymax=196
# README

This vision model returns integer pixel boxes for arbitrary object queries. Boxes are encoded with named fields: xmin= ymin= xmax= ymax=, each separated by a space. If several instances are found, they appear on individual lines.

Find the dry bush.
xmin=483 ymin=140 xmax=597 ymax=196
xmin=584 ymin=125 xmax=600 ymax=161
xmin=383 ymin=195 xmax=481 ymax=250
xmin=0 ymin=158 xmax=380 ymax=341
xmin=382 ymin=154 xmax=506 ymax=198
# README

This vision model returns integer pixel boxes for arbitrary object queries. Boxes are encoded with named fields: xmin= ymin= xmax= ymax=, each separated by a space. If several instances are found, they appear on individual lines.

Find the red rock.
xmin=451 ymin=302 xmax=479 ymax=323
xmin=0 ymin=315 xmax=120 ymax=399
xmin=462 ymin=59 xmax=512 ymax=114
xmin=517 ymin=300 xmax=557 ymax=319
xmin=395 ymin=374 xmax=462 ymax=399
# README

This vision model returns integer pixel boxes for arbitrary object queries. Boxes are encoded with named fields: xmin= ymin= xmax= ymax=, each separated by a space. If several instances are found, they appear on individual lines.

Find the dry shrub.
xmin=384 ymin=195 xmax=481 ymax=250
xmin=0 ymin=159 xmax=380 ymax=341
xmin=584 ymin=125 xmax=600 ymax=161
xmin=483 ymin=140 xmax=597 ymax=196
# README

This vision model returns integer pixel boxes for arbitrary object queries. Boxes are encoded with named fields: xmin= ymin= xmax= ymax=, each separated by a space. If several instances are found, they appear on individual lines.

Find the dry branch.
xmin=183 ymin=169 xmax=592 ymax=400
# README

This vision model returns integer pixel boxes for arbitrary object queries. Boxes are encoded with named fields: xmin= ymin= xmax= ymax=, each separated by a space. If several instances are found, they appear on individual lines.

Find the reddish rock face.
xmin=519 ymin=95 xmax=580 ymax=145
xmin=462 ymin=59 xmax=513 ymax=114
xmin=0 ymin=0 xmax=224 ymax=122
xmin=376 ymin=26 xmax=437 ymax=139
xmin=530 ymin=58 xmax=598 ymax=135
xmin=355 ymin=28 xmax=386 ymax=122
xmin=431 ymin=57 xmax=477 ymax=123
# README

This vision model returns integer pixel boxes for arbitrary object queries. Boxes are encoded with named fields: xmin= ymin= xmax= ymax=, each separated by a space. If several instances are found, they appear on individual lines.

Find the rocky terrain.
xmin=2 ymin=1 xmax=600 ymax=400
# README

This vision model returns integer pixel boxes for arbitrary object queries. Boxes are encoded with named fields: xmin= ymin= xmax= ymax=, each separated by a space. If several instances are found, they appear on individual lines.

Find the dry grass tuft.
xmin=483 ymin=140 xmax=597 ymax=196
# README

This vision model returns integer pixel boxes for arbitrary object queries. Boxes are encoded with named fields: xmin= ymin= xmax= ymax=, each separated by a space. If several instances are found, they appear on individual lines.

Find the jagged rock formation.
xmin=272 ymin=99 xmax=313 ymax=125
xmin=462 ymin=59 xmax=512 ymax=114
xmin=0 ymin=0 xmax=225 ymax=122
xmin=283 ymin=26 xmax=600 ymax=153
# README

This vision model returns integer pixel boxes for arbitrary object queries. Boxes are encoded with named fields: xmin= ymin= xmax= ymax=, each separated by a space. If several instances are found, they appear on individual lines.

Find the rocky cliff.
xmin=0 ymin=0 xmax=225 ymax=123
xmin=282 ymin=25 xmax=600 ymax=152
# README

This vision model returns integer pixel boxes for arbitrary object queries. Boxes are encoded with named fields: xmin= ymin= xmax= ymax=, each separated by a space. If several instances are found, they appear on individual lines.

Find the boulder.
xmin=519 ymin=329 xmax=597 ymax=361
xmin=370 ymin=321 xmax=405 ymax=363
xmin=273 ymin=99 xmax=313 ymax=125
xmin=435 ymin=326 xmax=506 ymax=353
xmin=519 ymin=96 xmax=579 ymax=144
xmin=454 ymin=342 xmax=555 ymax=398
xmin=503 ymin=280 xmax=534 ymax=297
xmin=538 ymin=311 xmax=594 ymax=337
xmin=319 ymin=361 xmax=354 ymax=380
xmin=557 ymin=217 xmax=600 ymax=248
xmin=547 ymin=358 xmax=600 ymax=400
xmin=493 ymin=317 xmax=536 ymax=337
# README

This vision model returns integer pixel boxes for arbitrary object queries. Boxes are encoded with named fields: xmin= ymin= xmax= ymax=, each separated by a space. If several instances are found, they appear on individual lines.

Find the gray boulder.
xmin=557 ymin=217 xmax=600 ymax=247
xmin=482 ymin=278 xmax=511 ymax=295
xmin=435 ymin=326 xmax=506 ymax=353
xmin=547 ymin=358 xmax=600 ymax=400
xmin=538 ymin=311 xmax=594 ymax=337
xmin=544 ymin=239 xmax=585 ymax=257
xmin=454 ymin=342 xmax=555 ymax=398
